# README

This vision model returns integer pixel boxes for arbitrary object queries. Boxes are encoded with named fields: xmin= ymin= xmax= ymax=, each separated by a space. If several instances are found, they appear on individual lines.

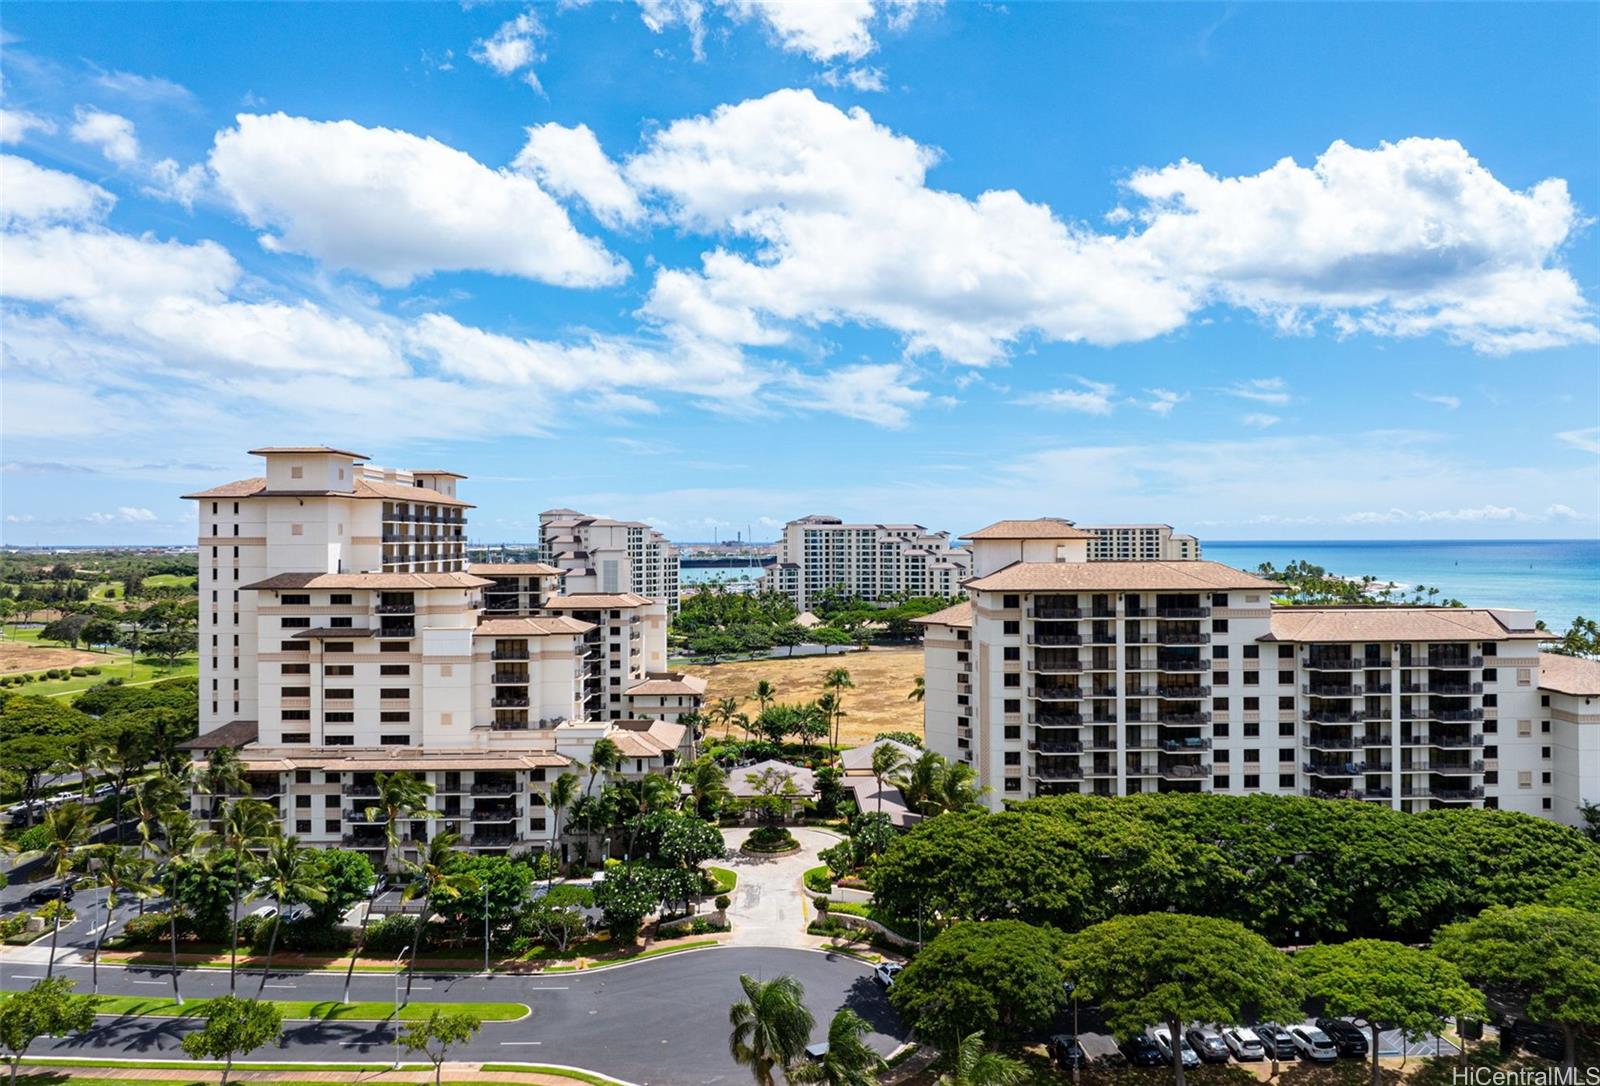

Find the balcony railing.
xmin=1156 ymin=658 xmax=1210 ymax=672
xmin=1305 ymin=787 xmax=1366 ymax=801
xmin=1157 ymin=686 xmax=1209 ymax=699
xmin=1304 ymin=710 xmax=1365 ymax=724
xmin=1304 ymin=761 xmax=1364 ymax=776
xmin=491 ymin=695 xmax=530 ymax=708
xmin=469 ymin=782 xmax=518 ymax=795
xmin=1423 ymin=655 xmax=1482 ymax=669
xmin=1155 ymin=607 xmax=1210 ymax=618
xmin=1156 ymin=632 xmax=1211 ymax=645
xmin=1029 ymin=764 xmax=1085 ymax=782
xmin=1307 ymin=733 xmax=1361 ymax=751
xmin=1430 ymin=709 xmax=1484 ymax=723
xmin=1028 ymin=634 xmax=1084 ymax=647
xmin=1304 ymin=683 xmax=1363 ymax=697
xmin=1029 ymin=687 xmax=1083 ymax=701
xmin=1029 ymin=740 xmax=1084 ymax=754
xmin=377 ymin=625 xmax=415 ymax=639
xmin=490 ymin=672 xmax=528 ymax=684
xmin=342 ymin=784 xmax=381 ymax=797
xmin=375 ymin=602 xmax=414 ymax=614
xmin=1158 ymin=763 xmax=1211 ymax=780
xmin=1028 ymin=607 xmax=1083 ymax=620
xmin=1161 ymin=737 xmax=1212 ymax=752
xmin=1157 ymin=712 xmax=1211 ymax=726
xmin=1029 ymin=659 xmax=1085 ymax=673
xmin=1031 ymin=713 xmax=1084 ymax=727
xmin=490 ymin=649 xmax=530 ymax=661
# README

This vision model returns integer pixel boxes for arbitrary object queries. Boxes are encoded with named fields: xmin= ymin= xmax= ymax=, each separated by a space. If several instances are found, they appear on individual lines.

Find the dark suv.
xmin=1255 ymin=1024 xmax=1299 ymax=1061
xmin=1315 ymin=1018 xmax=1370 ymax=1059
xmin=1119 ymin=1035 xmax=1165 ymax=1067
xmin=1048 ymin=1035 xmax=1089 ymax=1070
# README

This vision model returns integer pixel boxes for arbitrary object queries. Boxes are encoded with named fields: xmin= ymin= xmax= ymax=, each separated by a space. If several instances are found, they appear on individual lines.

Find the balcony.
xmin=1156 ymin=658 xmax=1210 ymax=672
xmin=1030 ymin=686 xmax=1083 ymax=701
xmin=470 ymin=805 xmax=518 ymax=822
xmin=342 ymin=784 xmax=381 ymax=797
xmin=1158 ymin=763 xmax=1211 ymax=780
xmin=489 ymin=719 xmax=531 ymax=731
xmin=1305 ymin=787 xmax=1366 ymax=801
xmin=1430 ymin=709 xmax=1484 ymax=723
xmin=1155 ymin=607 xmax=1210 ymax=618
xmin=376 ymin=624 xmax=415 ymax=639
xmin=1160 ymin=737 xmax=1212 ymax=752
xmin=491 ymin=671 xmax=529 ymax=684
xmin=374 ymin=602 xmax=414 ymax=614
xmin=1028 ymin=606 xmax=1083 ymax=620
xmin=1028 ymin=634 xmax=1083 ymax=647
xmin=490 ymin=649 xmax=530 ymax=661
xmin=468 ymin=832 xmax=519 ymax=848
xmin=344 ymin=809 xmax=387 ymax=824
xmin=1430 ymin=683 xmax=1483 ymax=696
xmin=1029 ymin=659 xmax=1084 ymax=674
xmin=491 ymin=694 xmax=530 ymax=708
xmin=1307 ymin=732 xmax=1361 ymax=752
xmin=1030 ymin=713 xmax=1084 ymax=727
xmin=1423 ymin=655 xmax=1482 ymax=669
xmin=1029 ymin=740 xmax=1084 ymax=754
xmin=1304 ymin=683 xmax=1363 ymax=697
xmin=1156 ymin=632 xmax=1211 ymax=645
xmin=1404 ymin=786 xmax=1485 ymax=802
xmin=1157 ymin=686 xmax=1209 ymax=699
xmin=1304 ymin=710 xmax=1365 ymax=724
xmin=1302 ymin=657 xmax=1362 ymax=671
xmin=469 ymin=781 xmax=518 ymax=795
xmin=1157 ymin=712 xmax=1211 ymax=726
xmin=1304 ymin=761 xmax=1364 ymax=776
xmin=1428 ymin=734 xmax=1484 ymax=748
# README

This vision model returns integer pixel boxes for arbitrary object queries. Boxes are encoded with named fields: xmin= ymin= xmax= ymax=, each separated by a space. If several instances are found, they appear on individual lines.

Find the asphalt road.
xmin=3 ymin=947 xmax=904 ymax=1086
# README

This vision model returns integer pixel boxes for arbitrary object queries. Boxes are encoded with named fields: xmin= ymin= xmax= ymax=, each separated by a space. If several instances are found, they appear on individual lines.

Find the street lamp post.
xmin=393 ymin=946 xmax=409 ymax=1069
xmin=482 ymin=883 xmax=490 ymax=975
xmin=1063 ymin=980 xmax=1079 ymax=1085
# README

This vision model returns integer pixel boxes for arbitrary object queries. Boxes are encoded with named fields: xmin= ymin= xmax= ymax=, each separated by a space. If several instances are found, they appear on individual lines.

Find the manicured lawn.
xmin=0 ymin=993 xmax=527 ymax=1022
xmin=703 ymin=866 xmax=738 ymax=894
xmin=803 ymin=865 xmax=832 ymax=893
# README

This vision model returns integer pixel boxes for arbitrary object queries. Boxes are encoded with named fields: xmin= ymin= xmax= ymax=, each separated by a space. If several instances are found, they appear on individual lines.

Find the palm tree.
xmin=937 ymin=761 xmax=985 ymax=813
xmin=710 ymin=696 xmax=740 ymax=740
xmin=585 ymin=737 xmax=621 ymax=795
xmin=130 ymin=766 xmax=188 ymax=915
xmin=62 ymin=731 xmax=109 ymax=803
xmin=218 ymin=798 xmax=277 ymax=992
xmin=870 ymin=742 xmax=910 ymax=816
xmin=822 ymin=668 xmax=855 ymax=760
xmin=252 ymin=835 xmax=327 ymax=994
xmin=399 ymin=832 xmax=479 ymax=1001
xmin=730 ymin=712 xmax=754 ymax=742
xmin=728 ymin=973 xmax=815 ymax=1086
xmin=751 ymin=680 xmax=777 ymax=714
xmin=624 ymin=773 xmax=680 ymax=856
xmin=908 ymin=675 xmax=925 ymax=702
xmin=25 ymin=804 xmax=96 ymax=978
xmin=788 ymin=1008 xmax=884 ymax=1086
xmin=893 ymin=750 xmax=948 ymax=817
xmin=81 ymin=844 xmax=156 ymax=994
xmin=935 ymin=1031 xmax=1025 ymax=1086
xmin=546 ymin=771 xmax=580 ymax=881
xmin=342 ymin=770 xmax=436 ymax=1004
xmin=197 ymin=746 xmax=245 ymax=821
xmin=679 ymin=756 xmax=731 ymax=820
xmin=155 ymin=813 xmax=203 ymax=1005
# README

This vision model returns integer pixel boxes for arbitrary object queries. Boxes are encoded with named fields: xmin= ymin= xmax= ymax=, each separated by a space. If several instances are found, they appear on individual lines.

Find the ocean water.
xmin=1205 ymin=539 xmax=1600 ymax=632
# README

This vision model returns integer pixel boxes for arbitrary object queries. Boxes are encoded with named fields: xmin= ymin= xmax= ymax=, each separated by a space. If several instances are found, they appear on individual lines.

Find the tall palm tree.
xmin=253 ymin=836 xmax=327 ymax=995
xmin=893 ymin=750 xmax=949 ymax=817
xmin=25 ymin=803 xmax=96 ymax=978
xmin=870 ymin=743 xmax=910 ymax=816
xmin=400 ymin=831 xmax=478 ymax=1002
xmin=822 ymin=668 xmax=855 ymax=761
xmin=788 ymin=1009 xmax=884 ymax=1086
xmin=711 ymin=696 xmax=740 ymax=740
xmin=728 ymin=973 xmax=815 ymax=1086
xmin=678 ymin=756 xmax=730 ymax=821
xmin=81 ymin=844 xmax=156 ymax=995
xmin=197 ymin=746 xmax=245 ymax=821
xmin=622 ymin=773 xmax=680 ymax=857
xmin=155 ymin=813 xmax=203 ymax=1005
xmin=585 ymin=737 xmax=621 ymax=796
xmin=130 ymin=767 xmax=188 ymax=916
xmin=546 ymin=771 xmax=580 ymax=882
xmin=62 ymin=731 xmax=109 ymax=803
xmin=908 ymin=675 xmax=926 ymax=702
xmin=342 ymin=770 xmax=436 ymax=1004
xmin=751 ymin=680 xmax=777 ymax=714
xmin=730 ymin=712 xmax=754 ymax=742
xmin=935 ymin=1031 xmax=1026 ymax=1086
xmin=217 ymin=798 xmax=277 ymax=992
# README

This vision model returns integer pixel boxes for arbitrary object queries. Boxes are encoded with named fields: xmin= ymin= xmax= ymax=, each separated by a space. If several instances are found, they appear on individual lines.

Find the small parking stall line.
xmin=131 ymin=980 xmax=168 ymax=985
xmin=10 ymin=974 xmax=45 ymax=980
xmin=499 ymin=1041 xmax=542 ymax=1046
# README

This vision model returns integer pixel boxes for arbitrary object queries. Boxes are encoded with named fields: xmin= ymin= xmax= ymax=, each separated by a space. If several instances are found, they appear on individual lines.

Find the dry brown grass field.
xmin=0 ymin=640 xmax=101 ymax=675
xmin=683 ymin=646 xmax=924 ymax=745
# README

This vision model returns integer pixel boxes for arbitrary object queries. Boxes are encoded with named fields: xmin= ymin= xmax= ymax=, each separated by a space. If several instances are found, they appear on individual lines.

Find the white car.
xmin=247 ymin=905 xmax=279 ymax=922
xmin=873 ymin=963 xmax=903 ymax=988
xmin=1152 ymin=1027 xmax=1201 ymax=1068
xmin=1289 ymin=1026 xmax=1339 ymax=1062
xmin=1223 ymin=1027 xmax=1266 ymax=1061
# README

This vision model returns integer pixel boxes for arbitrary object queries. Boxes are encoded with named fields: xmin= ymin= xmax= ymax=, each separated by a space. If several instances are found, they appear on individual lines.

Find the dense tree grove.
xmin=889 ymin=921 xmax=1070 ymax=1044
xmin=869 ymin=793 xmax=1600 ymax=945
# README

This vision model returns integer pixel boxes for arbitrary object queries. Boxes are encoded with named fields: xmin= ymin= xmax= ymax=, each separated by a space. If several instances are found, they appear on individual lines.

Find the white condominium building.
xmin=917 ymin=517 xmax=1599 ymax=830
xmin=538 ymin=509 xmax=681 ymax=613
xmin=181 ymin=446 xmax=699 ymax=862
xmin=1082 ymin=523 xmax=1202 ymax=561
xmin=759 ymin=514 xmax=972 ymax=611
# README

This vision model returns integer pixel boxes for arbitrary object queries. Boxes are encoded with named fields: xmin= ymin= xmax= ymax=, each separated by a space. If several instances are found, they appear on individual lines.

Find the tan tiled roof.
xmin=470 ymin=563 xmax=565 ymax=577
xmin=217 ymin=748 xmax=570 ymax=771
xmin=626 ymin=672 xmax=709 ymax=697
xmin=247 ymin=446 xmax=369 ymax=459
xmin=409 ymin=469 xmax=467 ymax=478
xmin=290 ymin=627 xmax=377 ymax=639
xmin=607 ymin=719 xmax=687 ymax=757
xmin=840 ymin=737 xmax=921 ymax=774
xmin=727 ymin=759 xmax=816 ymax=797
xmin=178 ymin=720 xmax=260 ymax=751
xmin=474 ymin=616 xmax=593 ymax=637
xmin=962 ymin=518 xmax=1095 ymax=541
xmin=911 ymin=600 xmax=972 ymax=628
xmin=1539 ymin=652 xmax=1600 ymax=696
xmin=966 ymin=560 xmax=1281 ymax=592
xmin=1265 ymin=608 xmax=1548 ymax=644
xmin=182 ymin=477 xmax=269 ymax=500
xmin=182 ymin=475 xmax=471 ymax=507
xmin=244 ymin=571 xmax=493 ymax=590
xmin=543 ymin=593 xmax=656 ymax=609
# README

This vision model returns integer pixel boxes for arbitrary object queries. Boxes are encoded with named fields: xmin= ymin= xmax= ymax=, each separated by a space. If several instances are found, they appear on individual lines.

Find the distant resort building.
xmin=915 ymin=515 xmax=1600 ymax=831
xmin=758 ymin=515 xmax=972 ymax=611
xmin=1082 ymin=523 xmax=1201 ymax=561
xmin=537 ymin=508 xmax=681 ymax=613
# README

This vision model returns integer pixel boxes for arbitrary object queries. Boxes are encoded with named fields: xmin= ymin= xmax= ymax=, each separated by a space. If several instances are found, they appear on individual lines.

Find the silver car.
xmin=1223 ymin=1027 xmax=1265 ymax=1061
xmin=1152 ymin=1027 xmax=1201 ymax=1068
xmin=1290 ymin=1026 xmax=1339 ymax=1062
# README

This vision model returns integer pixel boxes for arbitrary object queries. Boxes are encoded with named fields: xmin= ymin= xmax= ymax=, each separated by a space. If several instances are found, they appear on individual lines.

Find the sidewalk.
xmin=14 ymin=1065 xmax=616 ymax=1086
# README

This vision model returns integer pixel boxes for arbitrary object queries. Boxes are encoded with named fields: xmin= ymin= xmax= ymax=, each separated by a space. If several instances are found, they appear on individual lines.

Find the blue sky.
xmin=2 ymin=1 xmax=1597 ymax=546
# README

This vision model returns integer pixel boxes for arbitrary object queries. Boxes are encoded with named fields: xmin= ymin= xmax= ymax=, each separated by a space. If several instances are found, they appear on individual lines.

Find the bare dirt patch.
xmin=684 ymin=647 xmax=924 ymax=744
xmin=0 ymin=640 xmax=102 ymax=675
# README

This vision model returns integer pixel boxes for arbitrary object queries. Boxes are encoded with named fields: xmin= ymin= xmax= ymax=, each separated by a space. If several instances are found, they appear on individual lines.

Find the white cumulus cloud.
xmin=472 ymin=10 xmax=545 ymax=91
xmin=0 ymin=156 xmax=115 ymax=226
xmin=513 ymin=122 xmax=644 ymax=227
xmin=208 ymin=113 xmax=628 ymax=289
xmin=0 ymin=109 xmax=56 ymax=144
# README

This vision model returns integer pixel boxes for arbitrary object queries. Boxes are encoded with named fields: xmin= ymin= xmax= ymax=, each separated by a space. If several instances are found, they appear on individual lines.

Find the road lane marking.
xmin=12 ymin=975 xmax=44 ymax=980
xmin=499 ymin=1041 xmax=542 ymax=1046
xmin=263 ymin=984 xmax=298 ymax=989
xmin=132 ymin=980 xmax=167 ymax=985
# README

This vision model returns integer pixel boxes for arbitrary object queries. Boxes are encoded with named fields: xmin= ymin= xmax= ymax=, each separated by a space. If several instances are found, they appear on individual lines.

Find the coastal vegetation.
xmin=1256 ymin=559 xmax=1465 ymax=607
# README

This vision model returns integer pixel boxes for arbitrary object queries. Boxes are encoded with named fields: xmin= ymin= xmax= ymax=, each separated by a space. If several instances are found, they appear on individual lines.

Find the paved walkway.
xmin=718 ymin=826 xmax=841 ymax=948
xmin=15 ymin=1066 xmax=616 ymax=1086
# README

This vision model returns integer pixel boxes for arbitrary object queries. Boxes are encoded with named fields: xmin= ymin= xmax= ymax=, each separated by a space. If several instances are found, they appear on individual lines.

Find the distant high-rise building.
xmin=538 ymin=510 xmax=681 ymax=613
xmin=1081 ymin=523 xmax=1201 ymax=561
xmin=758 ymin=514 xmax=971 ymax=612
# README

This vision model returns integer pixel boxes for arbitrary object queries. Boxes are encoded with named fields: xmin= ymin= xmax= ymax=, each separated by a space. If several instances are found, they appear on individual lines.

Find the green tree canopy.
xmin=1059 ymin=913 xmax=1303 ymax=1086
xmin=178 ymin=995 xmax=284 ymax=1086
xmin=890 ymin=920 xmax=1068 ymax=1044
xmin=400 ymin=1009 xmax=482 ymax=1086
xmin=1294 ymin=939 xmax=1484 ymax=1086
xmin=1434 ymin=905 xmax=1600 ymax=1069
xmin=0 ymin=977 xmax=97 ymax=1085
xmin=728 ymin=973 xmax=814 ymax=1086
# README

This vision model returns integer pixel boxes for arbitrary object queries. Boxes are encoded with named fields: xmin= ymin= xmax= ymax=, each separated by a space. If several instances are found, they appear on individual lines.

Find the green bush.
xmin=362 ymin=914 xmax=418 ymax=955
xmin=121 ymin=910 xmax=190 ymax=946
xmin=541 ymin=884 xmax=594 ymax=909
xmin=106 ymin=677 xmax=124 ymax=686
xmin=45 ymin=669 xmax=63 ymax=679
xmin=745 ymin=825 xmax=798 ymax=852
xmin=714 ymin=894 xmax=731 ymax=911
xmin=803 ymin=865 xmax=833 ymax=894
xmin=10 ymin=825 xmax=51 ymax=852
xmin=35 ymin=900 xmax=75 ymax=925
xmin=69 ymin=667 xmax=87 ymax=677
xmin=86 ymin=666 xmax=101 ymax=675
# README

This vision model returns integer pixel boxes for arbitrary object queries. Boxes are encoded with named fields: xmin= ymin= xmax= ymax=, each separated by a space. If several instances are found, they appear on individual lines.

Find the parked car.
xmin=1315 ymin=1017 xmax=1370 ymax=1059
xmin=1048 ymin=1034 xmax=1089 ymax=1070
xmin=26 ymin=884 xmax=74 ymax=906
xmin=1119 ymin=1035 xmax=1165 ymax=1067
xmin=1289 ymin=1026 xmax=1339 ymax=1062
xmin=1255 ymin=1024 xmax=1299 ymax=1060
xmin=247 ymin=904 xmax=279 ymax=922
xmin=1186 ymin=1027 xmax=1231 ymax=1063
xmin=1151 ymin=1028 xmax=1201 ymax=1068
xmin=1222 ymin=1027 xmax=1265 ymax=1061
xmin=873 ymin=963 xmax=902 ymax=988
xmin=1503 ymin=1019 xmax=1564 ymax=1061
xmin=280 ymin=903 xmax=313 ymax=924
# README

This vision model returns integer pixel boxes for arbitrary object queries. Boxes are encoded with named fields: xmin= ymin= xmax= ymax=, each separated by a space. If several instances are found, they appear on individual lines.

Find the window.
xmin=1541 ymin=746 xmax=1552 ymax=759
xmin=329 ymin=616 xmax=353 ymax=628
xmin=1541 ymin=694 xmax=1551 ymax=707
xmin=1278 ymin=670 xmax=1294 ymax=684
xmin=296 ymin=820 xmax=312 ymax=835
xmin=281 ymin=663 xmax=310 ymax=675
xmin=1003 ymin=725 xmax=1021 ymax=740
xmin=1244 ymin=748 xmax=1260 ymax=762
xmin=325 ymin=689 xmax=354 ymax=700
xmin=380 ymin=734 xmax=412 ymax=746
xmin=325 ymin=735 xmax=353 ymax=746
xmin=1212 ymin=619 xmax=1229 ymax=633
xmin=1280 ymin=747 xmax=1295 ymax=762
xmin=327 ymin=820 xmax=342 ymax=833
xmin=1003 ymin=699 xmax=1021 ymax=713
xmin=381 ymin=641 xmax=409 ymax=653
xmin=1279 ymin=645 xmax=1294 ymax=659
xmin=1003 ymin=594 xmax=1020 ymax=609
xmin=281 ymin=617 xmax=311 ymax=628
xmin=380 ymin=688 xmax=409 ymax=699
xmin=1214 ymin=673 xmax=1229 ymax=685
xmin=1213 ymin=720 xmax=1230 ymax=738
xmin=1243 ymin=645 xmax=1259 ymax=659
xmin=1243 ymin=774 xmax=1260 ymax=789
xmin=1278 ymin=773 xmax=1296 ymax=788
xmin=1004 ymin=779 xmax=1021 ymax=792
xmin=325 ymin=712 xmax=355 ymax=723
xmin=1243 ymin=696 xmax=1260 ymax=710
xmin=1214 ymin=749 xmax=1230 ymax=763
xmin=380 ymin=711 xmax=410 ymax=723
xmin=282 ymin=687 xmax=311 ymax=698
xmin=295 ymin=795 xmax=311 ymax=809
xmin=1279 ymin=696 xmax=1294 ymax=710
xmin=1517 ymin=720 xmax=1533 ymax=737
xmin=1483 ymin=668 xmax=1498 ymax=682
xmin=1003 ymin=646 xmax=1020 ymax=661
xmin=1243 ymin=672 xmax=1260 ymax=686
xmin=1279 ymin=720 xmax=1295 ymax=737
xmin=325 ymin=642 xmax=354 ymax=653
xmin=1003 ymin=620 xmax=1020 ymax=635
xmin=324 ymin=795 xmax=340 ymax=808
xmin=282 ymin=733 xmax=311 ymax=744
xmin=290 ymin=466 xmax=304 ymax=479
xmin=1542 ymin=771 xmax=1552 ymax=784
xmin=1214 ymin=775 xmax=1231 ymax=790
xmin=1213 ymin=645 xmax=1229 ymax=659
xmin=1003 ymin=752 xmax=1021 ymax=766
xmin=282 ymin=710 xmax=311 ymax=721
xmin=380 ymin=664 xmax=411 ymax=676
xmin=1244 ymin=720 xmax=1260 ymax=737
xmin=324 ymin=665 xmax=353 ymax=676
xmin=1213 ymin=697 xmax=1228 ymax=711
xmin=282 ymin=594 xmax=310 ymax=606
xmin=1003 ymin=674 xmax=1020 ymax=687
xmin=331 ymin=594 xmax=352 ymax=605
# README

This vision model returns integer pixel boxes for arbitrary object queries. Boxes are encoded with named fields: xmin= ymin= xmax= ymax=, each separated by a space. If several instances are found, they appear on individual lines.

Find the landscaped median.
xmin=0 ymin=993 xmax=528 ymax=1022
xmin=10 ymin=1064 xmax=627 ymax=1086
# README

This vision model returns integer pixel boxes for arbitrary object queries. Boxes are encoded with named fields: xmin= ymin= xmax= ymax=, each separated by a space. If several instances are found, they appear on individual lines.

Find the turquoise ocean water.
xmin=1204 ymin=539 xmax=1600 ymax=633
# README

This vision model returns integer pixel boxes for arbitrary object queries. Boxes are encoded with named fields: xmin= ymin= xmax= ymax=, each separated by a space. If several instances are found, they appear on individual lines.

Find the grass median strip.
xmin=0 ymin=993 xmax=527 ymax=1022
